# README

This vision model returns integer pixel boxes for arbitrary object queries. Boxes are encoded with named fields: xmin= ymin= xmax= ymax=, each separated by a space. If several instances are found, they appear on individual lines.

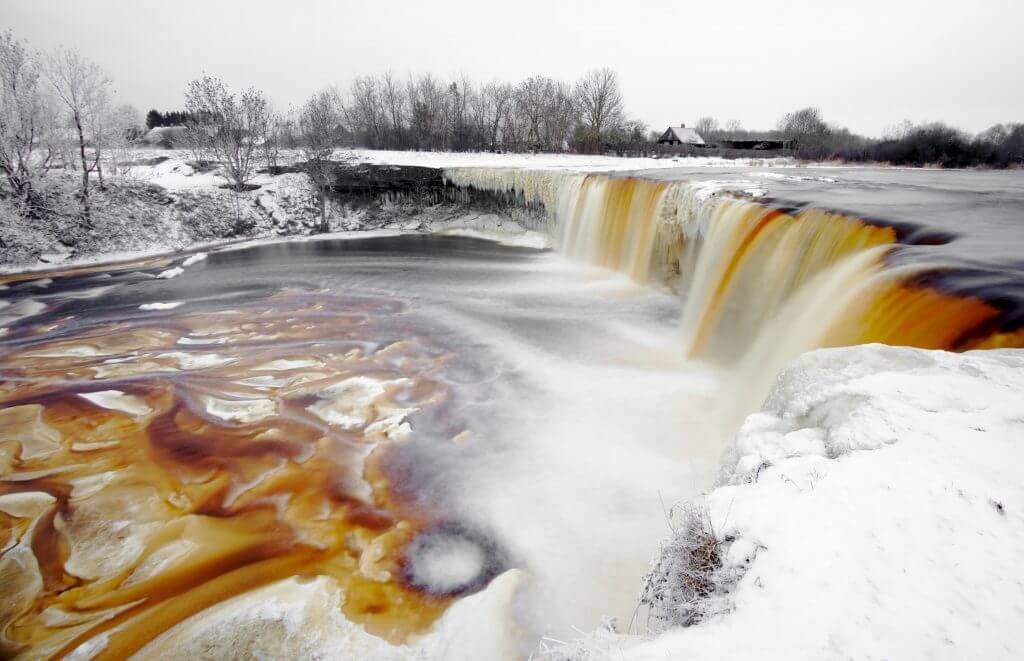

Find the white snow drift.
xmin=571 ymin=344 xmax=1024 ymax=660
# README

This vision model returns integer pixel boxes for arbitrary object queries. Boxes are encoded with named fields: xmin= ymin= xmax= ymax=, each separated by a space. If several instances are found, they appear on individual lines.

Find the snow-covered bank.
xmin=0 ymin=147 xmax=798 ymax=271
xmin=556 ymin=344 xmax=1024 ymax=660
xmin=351 ymin=148 xmax=794 ymax=171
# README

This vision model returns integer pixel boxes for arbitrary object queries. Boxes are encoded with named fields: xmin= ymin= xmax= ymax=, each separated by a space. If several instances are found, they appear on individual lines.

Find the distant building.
xmin=657 ymin=124 xmax=706 ymax=146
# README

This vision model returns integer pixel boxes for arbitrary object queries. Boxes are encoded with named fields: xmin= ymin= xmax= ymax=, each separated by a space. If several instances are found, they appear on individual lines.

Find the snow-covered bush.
xmin=637 ymin=502 xmax=740 ymax=629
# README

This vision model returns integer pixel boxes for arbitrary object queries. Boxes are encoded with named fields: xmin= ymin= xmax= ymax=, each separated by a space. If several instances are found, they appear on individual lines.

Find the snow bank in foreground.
xmin=568 ymin=345 xmax=1024 ymax=660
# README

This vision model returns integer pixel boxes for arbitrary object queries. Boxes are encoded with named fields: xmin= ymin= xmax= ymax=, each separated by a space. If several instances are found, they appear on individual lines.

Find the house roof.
xmin=661 ymin=126 xmax=706 ymax=145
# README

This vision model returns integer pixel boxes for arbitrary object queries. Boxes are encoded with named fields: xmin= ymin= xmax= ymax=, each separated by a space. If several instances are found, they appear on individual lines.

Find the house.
xmin=657 ymin=124 xmax=706 ymax=146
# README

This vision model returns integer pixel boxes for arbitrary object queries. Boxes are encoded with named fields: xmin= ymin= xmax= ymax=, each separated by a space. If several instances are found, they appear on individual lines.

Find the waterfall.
xmin=443 ymin=167 xmax=1011 ymax=364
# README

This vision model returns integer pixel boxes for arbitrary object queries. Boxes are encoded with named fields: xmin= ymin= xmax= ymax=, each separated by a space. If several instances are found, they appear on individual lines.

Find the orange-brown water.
xmin=543 ymin=174 xmax=1016 ymax=358
xmin=0 ymin=288 xmax=466 ymax=659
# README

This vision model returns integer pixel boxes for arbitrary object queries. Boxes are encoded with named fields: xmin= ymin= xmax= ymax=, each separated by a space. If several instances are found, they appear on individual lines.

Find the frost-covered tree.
xmin=299 ymin=88 xmax=343 ymax=233
xmin=46 ymin=47 xmax=111 ymax=225
xmin=184 ymin=75 xmax=270 ymax=191
xmin=0 ymin=31 xmax=50 ymax=206
xmin=255 ymin=108 xmax=282 ymax=171
xmin=104 ymin=104 xmax=142 ymax=177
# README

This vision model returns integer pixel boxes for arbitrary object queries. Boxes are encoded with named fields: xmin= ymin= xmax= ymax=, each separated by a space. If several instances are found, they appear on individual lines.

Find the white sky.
xmin=5 ymin=0 xmax=1022 ymax=137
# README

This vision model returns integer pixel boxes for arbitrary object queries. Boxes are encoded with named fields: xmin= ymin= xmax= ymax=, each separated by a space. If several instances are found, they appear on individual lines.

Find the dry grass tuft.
xmin=637 ymin=502 xmax=735 ymax=630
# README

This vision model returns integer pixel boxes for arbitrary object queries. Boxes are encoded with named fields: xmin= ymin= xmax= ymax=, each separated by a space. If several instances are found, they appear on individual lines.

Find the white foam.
xmin=156 ymin=267 xmax=184 ymax=279
xmin=79 ymin=390 xmax=152 ymax=416
xmin=406 ymin=532 xmax=488 ymax=594
xmin=305 ymin=376 xmax=404 ymax=429
xmin=257 ymin=358 xmax=321 ymax=371
xmin=157 ymin=352 xmax=236 ymax=369
xmin=24 ymin=345 xmax=102 ymax=358
xmin=203 ymin=396 xmax=277 ymax=424
xmin=182 ymin=252 xmax=208 ymax=266
xmin=0 ymin=299 xmax=46 ymax=327
xmin=140 ymin=301 xmax=184 ymax=310
xmin=58 ymin=284 xmax=119 ymax=300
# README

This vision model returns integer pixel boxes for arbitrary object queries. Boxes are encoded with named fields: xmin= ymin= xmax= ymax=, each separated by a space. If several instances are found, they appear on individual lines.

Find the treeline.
xmin=333 ymin=69 xmax=647 ymax=154
xmin=149 ymin=73 xmax=1024 ymax=168
xmin=149 ymin=69 xmax=647 ymax=155
xmin=693 ymin=109 xmax=1024 ymax=168
xmin=146 ymin=109 xmax=196 ymax=128
xmin=194 ymin=69 xmax=641 ymax=154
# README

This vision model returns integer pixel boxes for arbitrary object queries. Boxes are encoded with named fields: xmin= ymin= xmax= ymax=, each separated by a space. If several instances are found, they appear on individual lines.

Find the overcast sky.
xmin=6 ymin=0 xmax=1023 ymax=136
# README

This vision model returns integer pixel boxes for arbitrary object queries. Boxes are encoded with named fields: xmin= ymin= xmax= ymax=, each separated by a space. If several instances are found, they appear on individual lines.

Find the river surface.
xmin=0 ymin=235 xmax=723 ymax=656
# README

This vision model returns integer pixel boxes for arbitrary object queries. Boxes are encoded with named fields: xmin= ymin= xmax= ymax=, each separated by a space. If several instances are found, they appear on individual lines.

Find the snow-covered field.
xmin=350 ymin=148 xmax=795 ymax=171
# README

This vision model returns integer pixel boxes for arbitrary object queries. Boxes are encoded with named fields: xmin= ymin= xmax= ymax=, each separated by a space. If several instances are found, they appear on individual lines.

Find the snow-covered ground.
xmin=555 ymin=345 xmax=1024 ymax=660
xmin=350 ymin=148 xmax=794 ymax=171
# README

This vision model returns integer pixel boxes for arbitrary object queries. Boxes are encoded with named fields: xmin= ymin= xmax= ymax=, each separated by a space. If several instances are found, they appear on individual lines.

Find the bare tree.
xmin=445 ymin=75 xmax=475 ymax=150
xmin=184 ymin=75 xmax=270 ymax=191
xmin=574 ymin=67 xmax=624 ymax=153
xmin=477 ymin=81 xmax=514 ymax=151
xmin=348 ymin=75 xmax=386 ymax=148
xmin=381 ymin=71 xmax=406 ymax=148
xmin=299 ymin=88 xmax=343 ymax=233
xmin=406 ymin=73 xmax=447 ymax=150
xmin=540 ymin=80 xmax=576 ymax=151
xmin=0 ymin=31 xmax=49 ymax=207
xmin=695 ymin=116 xmax=719 ymax=143
xmin=517 ymin=75 xmax=550 ymax=148
xmin=256 ymin=108 xmax=282 ymax=171
xmin=778 ymin=107 xmax=832 ymax=156
xmin=724 ymin=119 xmax=743 ymax=134
xmin=46 ymin=47 xmax=110 ymax=225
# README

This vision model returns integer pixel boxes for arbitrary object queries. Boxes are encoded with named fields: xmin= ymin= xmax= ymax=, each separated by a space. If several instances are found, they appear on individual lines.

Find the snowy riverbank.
xmin=0 ymin=149 xmax=786 ymax=271
xmin=553 ymin=344 xmax=1024 ymax=660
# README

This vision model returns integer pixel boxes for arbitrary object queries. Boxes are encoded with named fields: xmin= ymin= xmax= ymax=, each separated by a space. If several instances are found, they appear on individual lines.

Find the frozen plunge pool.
xmin=0 ymin=234 xmax=729 ymax=655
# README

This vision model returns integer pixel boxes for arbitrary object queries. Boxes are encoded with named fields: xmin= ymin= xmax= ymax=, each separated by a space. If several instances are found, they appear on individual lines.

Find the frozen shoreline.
xmin=557 ymin=344 xmax=1024 ymax=660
